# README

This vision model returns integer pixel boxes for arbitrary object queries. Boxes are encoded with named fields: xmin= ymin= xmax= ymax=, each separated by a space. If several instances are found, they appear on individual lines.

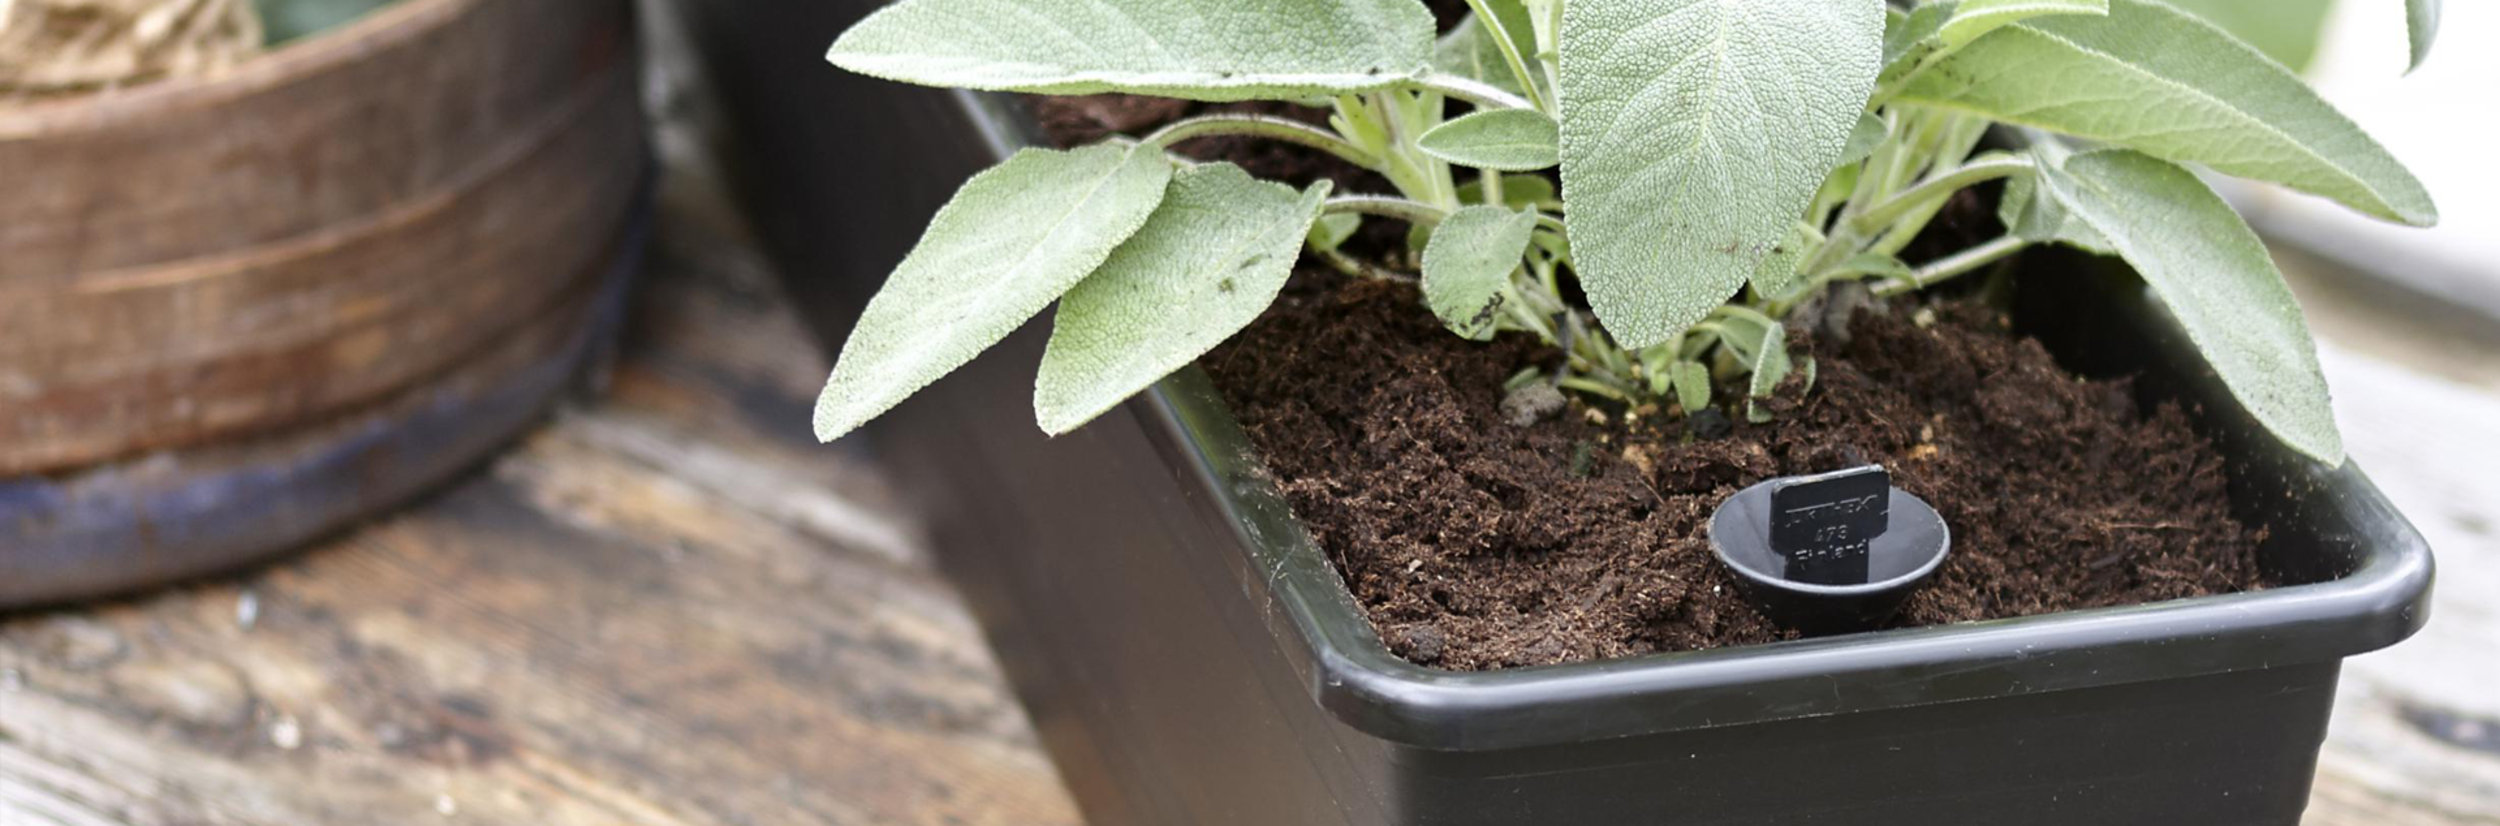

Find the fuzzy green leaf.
xmin=2035 ymin=149 xmax=2342 ymax=464
xmin=1558 ymin=0 xmax=1885 ymax=348
xmin=814 ymin=145 xmax=1172 ymax=442
xmin=1307 ymin=213 xmax=1362 ymax=253
xmin=1938 ymin=0 xmax=2106 ymax=49
xmin=827 ymin=0 xmax=1436 ymax=102
xmin=1671 ymin=361 xmax=1712 ymax=413
xmin=1457 ymin=175 xmax=1559 ymax=210
xmin=1749 ymin=221 xmax=1819 ymax=299
xmin=2409 ymin=0 xmax=2442 ymax=73
xmin=1434 ymin=1 xmax=1544 ymax=97
xmin=2162 ymin=0 xmax=2334 ymax=71
xmin=1420 ymin=108 xmax=1562 ymax=171
xmin=2000 ymin=161 xmax=2113 ymax=254
xmin=1880 ymin=3 xmax=1953 ymax=87
xmin=1745 ymin=326 xmax=1791 ymax=423
xmin=1839 ymin=252 xmax=1914 ymax=282
xmin=1898 ymin=0 xmax=2436 ymax=226
xmin=1034 ymin=165 xmax=1330 ymax=434
xmin=1422 ymin=206 xmax=1540 ymax=340
xmin=1841 ymin=112 xmax=1888 ymax=167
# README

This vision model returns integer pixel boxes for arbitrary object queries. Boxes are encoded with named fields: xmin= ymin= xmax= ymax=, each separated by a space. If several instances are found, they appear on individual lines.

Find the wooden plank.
xmin=0 ymin=178 xmax=1083 ymax=825
xmin=2308 ymin=344 xmax=2500 ymax=826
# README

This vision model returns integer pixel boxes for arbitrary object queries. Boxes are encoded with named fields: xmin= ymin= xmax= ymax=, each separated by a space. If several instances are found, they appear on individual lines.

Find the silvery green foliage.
xmin=827 ymin=0 xmax=1436 ymax=102
xmin=1935 ymin=0 xmax=2106 ymax=49
xmin=1457 ymin=175 xmax=1558 ymax=211
xmin=1999 ymin=154 xmax=2113 ymax=255
xmin=1557 ymin=0 xmax=1884 ymax=349
xmin=1671 ymin=361 xmax=1711 ymax=414
xmin=1896 ymin=0 xmax=2436 ymax=226
xmin=2161 ymin=0 xmax=2335 ymax=71
xmin=1307 ymin=213 xmax=1363 ymax=253
xmin=1840 ymin=113 xmax=1888 ymax=167
xmin=812 ymin=145 xmax=1171 ymax=441
xmin=810 ymin=0 xmax=2433 ymax=463
xmin=1419 ymin=109 xmax=1561 ymax=171
xmin=2409 ymin=0 xmax=2442 ymax=72
xmin=2030 ymin=149 xmax=2342 ymax=463
xmin=1744 ymin=328 xmax=1790 ymax=423
xmin=1433 ymin=0 xmax=1544 ymax=97
xmin=1749 ymin=222 xmax=1818 ymax=298
xmin=1035 ymin=166 xmax=1331 ymax=434
xmin=1422 ymin=206 xmax=1541 ymax=340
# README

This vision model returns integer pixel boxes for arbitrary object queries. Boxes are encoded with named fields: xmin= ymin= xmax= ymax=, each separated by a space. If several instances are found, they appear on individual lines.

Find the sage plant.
xmin=812 ymin=0 xmax=2440 ymax=466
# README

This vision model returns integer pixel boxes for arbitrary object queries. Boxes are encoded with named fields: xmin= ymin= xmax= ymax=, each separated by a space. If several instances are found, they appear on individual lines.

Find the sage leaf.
xmin=827 ymin=0 xmax=1436 ymax=102
xmin=1745 ymin=326 xmax=1791 ymax=423
xmin=1671 ymin=361 xmax=1712 ymax=414
xmin=814 ymin=145 xmax=1172 ymax=442
xmin=1308 ymin=213 xmax=1362 ymax=253
xmin=1838 ymin=252 xmax=1914 ymax=282
xmin=2409 ymin=0 xmax=2441 ymax=73
xmin=1897 ymin=0 xmax=2436 ymax=226
xmin=1034 ymin=165 xmax=1331 ymax=434
xmin=1420 ymin=108 xmax=1562 ymax=171
xmin=1434 ymin=0 xmax=1544 ymax=97
xmin=1937 ymin=0 xmax=2106 ymax=49
xmin=1422 ymin=206 xmax=1540 ymax=340
xmin=2000 ymin=162 xmax=2113 ymax=254
xmin=2035 ymin=149 xmax=2342 ymax=464
xmin=1559 ymin=0 xmax=1884 ymax=348
xmin=1879 ymin=4 xmax=1953 ymax=88
xmin=1457 ymin=175 xmax=1559 ymax=211
xmin=2162 ymin=0 xmax=2334 ymax=71
xmin=1841 ymin=112 xmax=1888 ymax=168
xmin=1749 ymin=221 xmax=1820 ymax=299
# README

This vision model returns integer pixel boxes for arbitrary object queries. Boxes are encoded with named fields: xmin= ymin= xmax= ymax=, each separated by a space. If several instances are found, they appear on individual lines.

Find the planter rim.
xmin=969 ymin=91 xmax=2436 ymax=754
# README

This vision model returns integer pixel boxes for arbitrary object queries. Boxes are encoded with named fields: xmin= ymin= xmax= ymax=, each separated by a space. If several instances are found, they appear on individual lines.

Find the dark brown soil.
xmin=1029 ymin=93 xmax=2265 ymax=671
xmin=1204 ymin=280 xmax=2263 ymax=669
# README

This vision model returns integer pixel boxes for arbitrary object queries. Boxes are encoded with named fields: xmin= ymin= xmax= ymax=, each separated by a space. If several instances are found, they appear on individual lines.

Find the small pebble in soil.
xmin=1501 ymin=383 xmax=1566 ymax=426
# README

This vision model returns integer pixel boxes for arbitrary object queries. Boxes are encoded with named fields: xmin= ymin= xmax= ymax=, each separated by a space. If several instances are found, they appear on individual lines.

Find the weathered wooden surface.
xmin=2300 ymin=345 xmax=2500 ymax=826
xmin=0 ymin=0 xmax=644 ymax=475
xmin=0 ymin=165 xmax=1084 ymax=824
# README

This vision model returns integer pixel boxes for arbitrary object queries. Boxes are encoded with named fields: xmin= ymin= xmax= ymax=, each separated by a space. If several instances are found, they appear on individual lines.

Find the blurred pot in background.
xmin=0 ymin=0 xmax=651 ymax=607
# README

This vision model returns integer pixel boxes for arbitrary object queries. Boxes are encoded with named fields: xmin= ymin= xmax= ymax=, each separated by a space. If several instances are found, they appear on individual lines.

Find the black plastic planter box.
xmin=677 ymin=8 xmax=2434 ymax=823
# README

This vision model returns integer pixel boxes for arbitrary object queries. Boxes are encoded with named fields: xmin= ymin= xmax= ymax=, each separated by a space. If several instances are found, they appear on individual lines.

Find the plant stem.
xmin=1877 ymin=235 xmax=2028 ymax=296
xmin=1142 ymin=114 xmax=1383 ymax=170
xmin=1412 ymin=72 xmax=1536 ymax=112
xmin=1847 ymin=156 xmax=2031 ymax=236
xmin=1315 ymin=247 xmax=1419 ymax=284
xmin=1460 ymin=0 xmax=1552 ymax=113
xmin=1324 ymin=195 xmax=1451 ymax=226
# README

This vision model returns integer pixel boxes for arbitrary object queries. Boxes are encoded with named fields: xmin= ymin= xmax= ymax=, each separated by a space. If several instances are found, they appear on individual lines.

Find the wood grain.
xmin=2302 ymin=344 xmax=2500 ymax=826
xmin=0 ymin=176 xmax=1084 ymax=825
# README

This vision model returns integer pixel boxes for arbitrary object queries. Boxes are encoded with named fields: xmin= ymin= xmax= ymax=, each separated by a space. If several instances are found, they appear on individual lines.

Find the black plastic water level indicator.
xmin=1709 ymin=465 xmax=1951 ymax=634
